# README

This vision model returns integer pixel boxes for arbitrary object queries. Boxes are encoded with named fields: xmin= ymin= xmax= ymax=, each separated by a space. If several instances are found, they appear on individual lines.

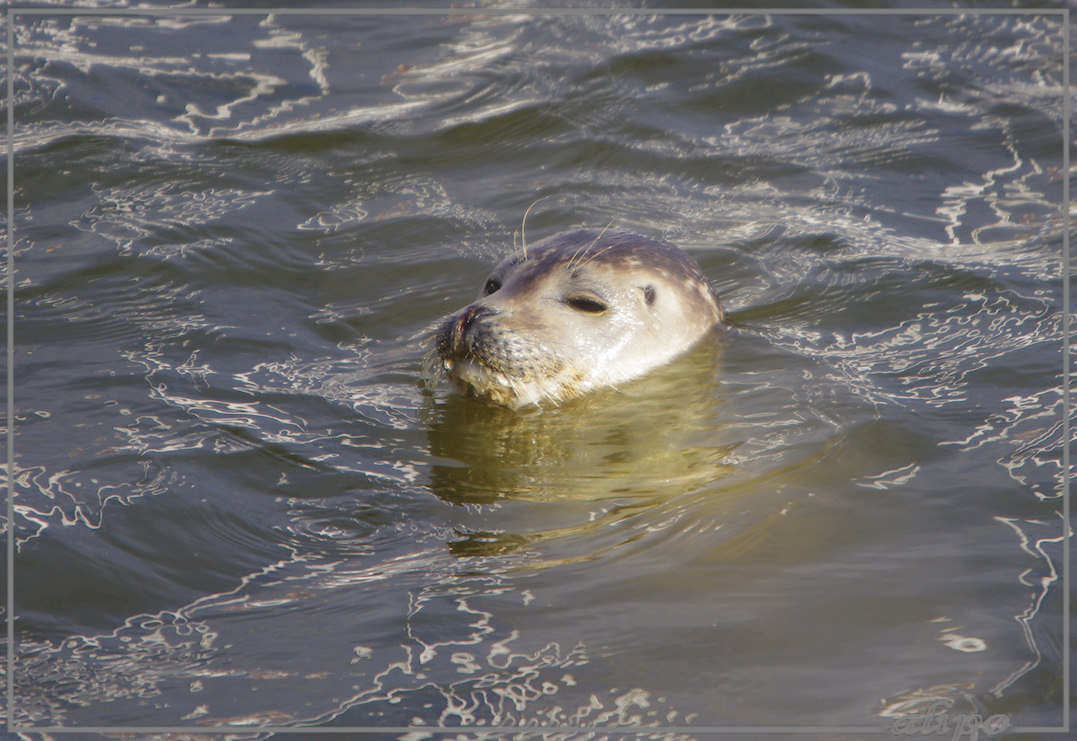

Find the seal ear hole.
xmin=642 ymin=285 xmax=656 ymax=306
xmin=565 ymin=295 xmax=608 ymax=314
xmin=483 ymin=278 xmax=501 ymax=296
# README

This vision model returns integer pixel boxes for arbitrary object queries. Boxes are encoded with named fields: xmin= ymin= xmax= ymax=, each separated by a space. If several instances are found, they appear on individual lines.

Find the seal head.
xmin=436 ymin=229 xmax=723 ymax=408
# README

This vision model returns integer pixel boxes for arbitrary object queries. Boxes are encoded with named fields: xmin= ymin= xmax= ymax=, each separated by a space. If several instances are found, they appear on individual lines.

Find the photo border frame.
xmin=4 ymin=4 xmax=1070 ymax=736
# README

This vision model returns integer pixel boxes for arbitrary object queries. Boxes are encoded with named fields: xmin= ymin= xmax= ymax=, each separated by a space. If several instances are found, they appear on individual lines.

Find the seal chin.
xmin=444 ymin=356 xmax=575 ymax=408
xmin=442 ymin=358 xmax=508 ymax=396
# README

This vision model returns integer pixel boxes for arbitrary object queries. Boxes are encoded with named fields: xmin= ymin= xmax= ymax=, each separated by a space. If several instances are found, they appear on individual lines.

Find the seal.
xmin=435 ymin=229 xmax=724 ymax=408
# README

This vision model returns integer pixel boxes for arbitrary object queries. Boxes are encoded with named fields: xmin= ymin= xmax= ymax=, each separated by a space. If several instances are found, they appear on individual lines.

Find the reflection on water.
xmin=6 ymin=7 xmax=1068 ymax=736
xmin=426 ymin=339 xmax=732 ymax=562
xmin=426 ymin=339 xmax=728 ymax=502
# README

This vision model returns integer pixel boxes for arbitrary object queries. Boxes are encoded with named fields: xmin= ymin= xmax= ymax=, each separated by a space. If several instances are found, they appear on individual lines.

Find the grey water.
xmin=5 ymin=4 xmax=1069 ymax=738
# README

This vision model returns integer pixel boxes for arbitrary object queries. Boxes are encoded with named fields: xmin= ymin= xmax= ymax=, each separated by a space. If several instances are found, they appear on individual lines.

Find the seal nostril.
xmin=462 ymin=304 xmax=497 ymax=331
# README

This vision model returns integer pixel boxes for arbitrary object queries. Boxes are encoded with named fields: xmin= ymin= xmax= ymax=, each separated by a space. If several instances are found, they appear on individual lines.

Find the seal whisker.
xmin=568 ymin=218 xmax=620 ymax=268
xmin=571 ymin=219 xmax=618 ymax=268
xmin=520 ymin=195 xmax=552 ymax=260
xmin=538 ymin=386 xmax=562 ymax=408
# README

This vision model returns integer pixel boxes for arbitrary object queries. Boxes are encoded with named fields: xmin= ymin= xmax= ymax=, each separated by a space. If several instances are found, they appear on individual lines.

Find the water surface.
xmin=5 ymin=4 xmax=1069 ymax=738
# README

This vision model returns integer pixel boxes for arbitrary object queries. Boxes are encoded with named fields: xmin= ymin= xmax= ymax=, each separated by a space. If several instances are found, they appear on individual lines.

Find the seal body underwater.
xmin=435 ymin=229 xmax=724 ymax=408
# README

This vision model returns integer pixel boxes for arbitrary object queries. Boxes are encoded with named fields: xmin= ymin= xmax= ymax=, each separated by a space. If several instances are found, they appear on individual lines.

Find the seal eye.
xmin=565 ymin=295 xmax=608 ymax=314
xmin=642 ymin=285 xmax=656 ymax=306
xmin=483 ymin=278 xmax=501 ymax=296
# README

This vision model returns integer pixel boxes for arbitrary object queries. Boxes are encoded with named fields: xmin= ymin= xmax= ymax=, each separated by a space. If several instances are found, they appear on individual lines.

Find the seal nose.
xmin=448 ymin=304 xmax=498 ymax=356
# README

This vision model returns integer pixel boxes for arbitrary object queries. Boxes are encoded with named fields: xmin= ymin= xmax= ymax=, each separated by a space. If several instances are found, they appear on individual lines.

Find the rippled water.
xmin=5 ymin=5 xmax=1070 ymax=738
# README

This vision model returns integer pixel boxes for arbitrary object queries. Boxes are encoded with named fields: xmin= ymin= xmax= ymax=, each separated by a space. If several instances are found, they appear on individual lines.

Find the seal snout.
xmin=441 ymin=304 xmax=499 ymax=359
